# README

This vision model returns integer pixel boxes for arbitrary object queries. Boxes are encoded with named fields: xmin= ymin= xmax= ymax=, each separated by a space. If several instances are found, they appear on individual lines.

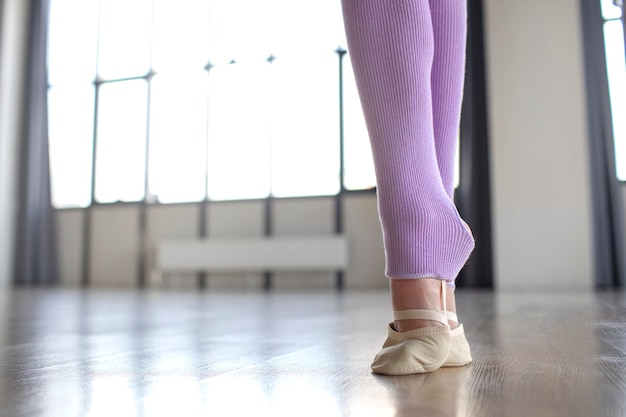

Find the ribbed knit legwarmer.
xmin=341 ymin=0 xmax=475 ymax=281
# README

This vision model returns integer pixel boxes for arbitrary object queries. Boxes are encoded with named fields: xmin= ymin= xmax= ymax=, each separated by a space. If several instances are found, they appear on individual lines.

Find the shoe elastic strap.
xmin=446 ymin=311 xmax=458 ymax=324
xmin=392 ymin=309 xmax=448 ymax=325
xmin=441 ymin=280 xmax=460 ymax=324
xmin=392 ymin=281 xmax=450 ymax=325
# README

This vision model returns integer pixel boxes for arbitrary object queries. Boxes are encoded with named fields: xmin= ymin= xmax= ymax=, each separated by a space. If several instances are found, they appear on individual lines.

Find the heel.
xmin=442 ymin=310 xmax=472 ymax=367
xmin=371 ymin=281 xmax=451 ymax=375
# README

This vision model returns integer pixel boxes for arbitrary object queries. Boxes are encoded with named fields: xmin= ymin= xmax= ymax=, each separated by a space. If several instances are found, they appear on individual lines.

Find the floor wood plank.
xmin=0 ymin=287 xmax=624 ymax=416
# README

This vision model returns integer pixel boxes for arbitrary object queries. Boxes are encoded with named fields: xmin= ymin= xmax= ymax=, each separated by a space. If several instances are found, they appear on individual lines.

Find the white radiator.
xmin=153 ymin=236 xmax=349 ymax=283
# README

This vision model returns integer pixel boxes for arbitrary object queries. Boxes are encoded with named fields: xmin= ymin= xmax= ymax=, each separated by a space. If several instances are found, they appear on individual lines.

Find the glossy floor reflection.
xmin=0 ymin=287 xmax=624 ymax=416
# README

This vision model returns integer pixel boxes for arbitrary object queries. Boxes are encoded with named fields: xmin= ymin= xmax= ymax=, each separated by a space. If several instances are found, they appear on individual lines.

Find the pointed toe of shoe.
xmin=371 ymin=324 xmax=451 ymax=376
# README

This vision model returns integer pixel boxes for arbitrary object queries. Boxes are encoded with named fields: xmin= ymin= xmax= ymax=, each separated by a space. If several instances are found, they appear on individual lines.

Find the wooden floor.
xmin=0 ymin=286 xmax=624 ymax=417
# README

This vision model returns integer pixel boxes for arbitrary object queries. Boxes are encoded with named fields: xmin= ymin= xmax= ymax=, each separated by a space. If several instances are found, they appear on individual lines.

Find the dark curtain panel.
xmin=580 ymin=0 xmax=625 ymax=288
xmin=456 ymin=0 xmax=493 ymax=288
xmin=14 ymin=0 xmax=58 ymax=285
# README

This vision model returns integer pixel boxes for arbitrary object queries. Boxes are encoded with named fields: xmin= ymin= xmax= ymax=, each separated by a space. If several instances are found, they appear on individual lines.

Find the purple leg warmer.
xmin=341 ymin=0 xmax=474 ymax=282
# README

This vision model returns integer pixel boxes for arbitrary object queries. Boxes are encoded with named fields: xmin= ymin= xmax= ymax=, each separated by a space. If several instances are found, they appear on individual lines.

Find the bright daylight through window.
xmin=47 ymin=0 xmax=376 ymax=208
xmin=601 ymin=0 xmax=626 ymax=180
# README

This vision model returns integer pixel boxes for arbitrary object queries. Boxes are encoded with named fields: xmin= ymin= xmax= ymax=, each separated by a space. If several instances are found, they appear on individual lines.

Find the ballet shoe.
xmin=371 ymin=280 xmax=451 ymax=376
xmin=443 ymin=323 xmax=472 ymax=367
xmin=371 ymin=322 xmax=451 ymax=375
xmin=442 ymin=311 xmax=472 ymax=367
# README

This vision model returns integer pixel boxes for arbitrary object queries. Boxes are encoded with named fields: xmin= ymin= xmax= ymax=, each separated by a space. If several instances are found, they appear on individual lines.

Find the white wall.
xmin=0 ymin=0 xmax=4 ymax=53
xmin=0 ymin=0 xmax=29 ymax=285
xmin=55 ymin=209 xmax=84 ymax=285
xmin=146 ymin=204 xmax=200 ymax=288
xmin=205 ymin=200 xmax=265 ymax=290
xmin=272 ymin=197 xmax=336 ymax=290
xmin=89 ymin=206 xmax=141 ymax=286
xmin=54 ymin=196 xmax=388 ymax=290
xmin=484 ymin=0 xmax=593 ymax=289
xmin=343 ymin=194 xmax=386 ymax=289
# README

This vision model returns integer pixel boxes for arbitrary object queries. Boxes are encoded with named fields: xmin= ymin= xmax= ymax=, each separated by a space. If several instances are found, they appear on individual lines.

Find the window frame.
xmin=46 ymin=0 xmax=377 ymax=210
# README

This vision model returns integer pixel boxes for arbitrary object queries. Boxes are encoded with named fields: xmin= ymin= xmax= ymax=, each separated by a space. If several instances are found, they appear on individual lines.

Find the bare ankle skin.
xmin=390 ymin=278 xmax=460 ymax=332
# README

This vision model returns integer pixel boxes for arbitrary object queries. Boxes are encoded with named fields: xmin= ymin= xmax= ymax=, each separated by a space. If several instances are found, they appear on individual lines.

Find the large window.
xmin=47 ymin=0 xmax=375 ymax=208
xmin=601 ymin=0 xmax=626 ymax=180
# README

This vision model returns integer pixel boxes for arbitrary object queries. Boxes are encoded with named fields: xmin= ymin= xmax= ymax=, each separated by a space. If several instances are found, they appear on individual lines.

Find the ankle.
xmin=390 ymin=278 xmax=443 ymax=311
xmin=390 ymin=278 xmax=448 ymax=332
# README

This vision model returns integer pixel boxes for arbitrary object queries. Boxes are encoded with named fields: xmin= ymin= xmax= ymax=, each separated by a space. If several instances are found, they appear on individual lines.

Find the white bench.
xmin=152 ymin=236 xmax=349 ymax=287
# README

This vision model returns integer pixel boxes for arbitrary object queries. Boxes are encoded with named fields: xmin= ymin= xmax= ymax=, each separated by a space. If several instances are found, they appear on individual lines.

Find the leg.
xmin=341 ymin=0 xmax=474 ymax=283
xmin=341 ymin=0 xmax=474 ymax=375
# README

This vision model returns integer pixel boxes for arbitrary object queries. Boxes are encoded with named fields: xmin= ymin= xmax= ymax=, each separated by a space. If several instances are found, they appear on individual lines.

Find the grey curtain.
xmin=456 ymin=0 xmax=493 ymax=288
xmin=580 ymin=0 xmax=625 ymax=288
xmin=14 ymin=0 xmax=58 ymax=285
